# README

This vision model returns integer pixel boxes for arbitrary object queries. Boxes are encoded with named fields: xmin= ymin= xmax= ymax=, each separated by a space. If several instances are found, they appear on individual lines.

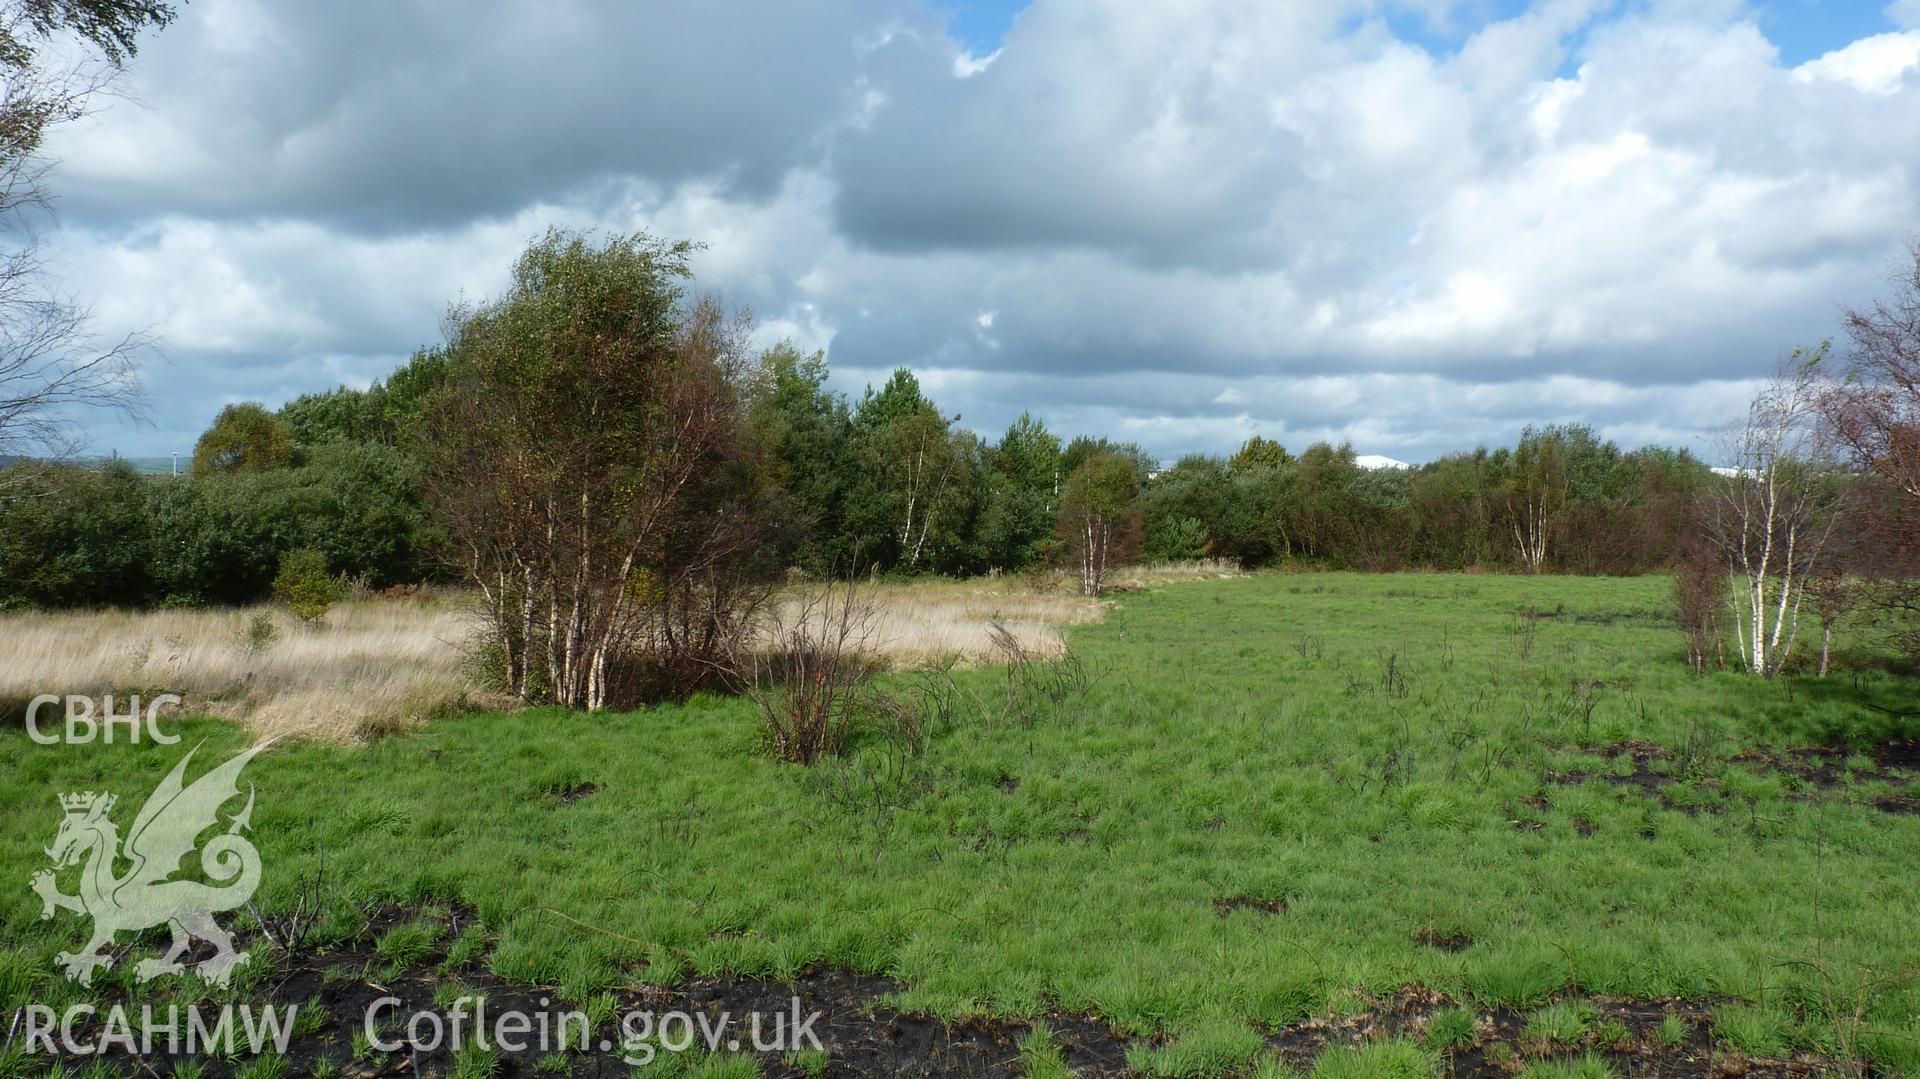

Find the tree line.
xmin=4 ymin=229 xmax=1919 ymax=699
xmin=0 ymin=246 xmax=1728 ymax=615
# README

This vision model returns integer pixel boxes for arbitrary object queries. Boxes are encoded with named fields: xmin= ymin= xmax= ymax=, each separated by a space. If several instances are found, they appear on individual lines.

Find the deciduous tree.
xmin=1058 ymin=451 xmax=1141 ymax=596
xmin=1699 ymin=356 xmax=1841 ymax=677
xmin=848 ymin=369 xmax=967 ymax=570
xmin=419 ymin=229 xmax=781 ymax=709
xmin=191 ymin=403 xmax=294 ymax=475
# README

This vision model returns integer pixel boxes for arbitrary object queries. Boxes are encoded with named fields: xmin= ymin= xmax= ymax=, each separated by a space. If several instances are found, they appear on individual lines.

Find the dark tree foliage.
xmin=0 ymin=442 xmax=433 ymax=608
xmin=972 ymin=412 xmax=1061 ymax=571
xmin=1060 ymin=434 xmax=1154 ymax=480
xmin=0 ymin=457 xmax=148 ymax=607
xmin=842 ymin=369 xmax=970 ymax=571
xmin=1137 ymin=455 xmax=1231 ymax=560
xmin=1228 ymin=435 xmax=1290 ymax=473
xmin=0 ymin=0 xmax=174 ymax=72
xmin=745 ymin=342 xmax=852 ymax=572
xmin=278 ymin=347 xmax=451 ymax=448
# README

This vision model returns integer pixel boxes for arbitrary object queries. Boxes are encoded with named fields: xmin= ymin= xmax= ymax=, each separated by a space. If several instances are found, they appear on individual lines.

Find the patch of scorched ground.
xmin=1265 ymin=986 xmax=1831 ymax=1078
xmin=1532 ymin=736 xmax=1920 ymax=819
xmin=24 ymin=905 xmax=1845 ymax=1078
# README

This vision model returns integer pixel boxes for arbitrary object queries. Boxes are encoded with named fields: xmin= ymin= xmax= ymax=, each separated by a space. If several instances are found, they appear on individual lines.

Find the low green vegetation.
xmin=3 ymin=572 xmax=1919 ymax=1075
xmin=1307 ymin=1039 xmax=1435 ymax=1079
xmin=271 ymin=547 xmax=345 ymax=623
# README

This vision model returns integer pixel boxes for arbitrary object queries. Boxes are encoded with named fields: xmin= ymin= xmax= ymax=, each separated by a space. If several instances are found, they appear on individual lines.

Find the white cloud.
xmin=42 ymin=0 xmax=1920 ymax=465
xmin=951 ymin=47 xmax=1001 ymax=77
xmin=1793 ymin=31 xmax=1920 ymax=95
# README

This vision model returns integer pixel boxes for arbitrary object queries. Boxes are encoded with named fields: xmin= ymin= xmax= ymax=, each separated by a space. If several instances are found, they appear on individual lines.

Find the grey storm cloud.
xmin=36 ymin=0 xmax=1920 ymax=464
xmin=52 ymin=0 xmax=914 ymax=231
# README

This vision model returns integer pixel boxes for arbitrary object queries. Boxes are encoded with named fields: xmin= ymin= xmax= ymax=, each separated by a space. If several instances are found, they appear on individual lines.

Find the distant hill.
xmin=0 ymin=454 xmax=179 ymax=475
xmin=104 ymin=456 xmax=179 ymax=475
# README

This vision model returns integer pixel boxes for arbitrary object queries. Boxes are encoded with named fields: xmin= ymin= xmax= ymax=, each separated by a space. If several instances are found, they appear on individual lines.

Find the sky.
xmin=37 ymin=0 xmax=1920 ymax=466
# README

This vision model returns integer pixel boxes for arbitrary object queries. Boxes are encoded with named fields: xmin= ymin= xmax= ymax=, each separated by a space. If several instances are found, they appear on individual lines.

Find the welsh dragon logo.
xmin=30 ymin=742 xmax=270 ymax=987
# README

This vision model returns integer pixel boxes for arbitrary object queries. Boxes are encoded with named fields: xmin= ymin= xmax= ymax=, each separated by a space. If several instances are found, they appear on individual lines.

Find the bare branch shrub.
xmin=987 ymin=618 xmax=1090 ymax=723
xmin=1823 ymin=240 xmax=1920 ymax=502
xmin=1673 ymin=535 xmax=1726 ymax=674
xmin=748 ymin=577 xmax=883 ymax=765
xmin=0 ymin=1 xmax=178 ymax=466
xmin=1819 ymin=240 xmax=1920 ymax=663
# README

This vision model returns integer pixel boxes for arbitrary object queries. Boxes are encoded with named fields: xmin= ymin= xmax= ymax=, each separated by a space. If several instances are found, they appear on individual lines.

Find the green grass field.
xmin=5 ymin=572 xmax=1920 ymax=1077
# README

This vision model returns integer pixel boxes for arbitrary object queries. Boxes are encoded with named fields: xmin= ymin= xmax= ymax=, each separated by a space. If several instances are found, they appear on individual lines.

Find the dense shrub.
xmin=147 ymin=442 xmax=434 ymax=605
xmin=0 ymin=460 xmax=153 ymax=608
xmin=278 ymin=346 xmax=450 ymax=448
xmin=0 ymin=443 xmax=435 ymax=610
xmin=273 ymin=547 xmax=344 ymax=622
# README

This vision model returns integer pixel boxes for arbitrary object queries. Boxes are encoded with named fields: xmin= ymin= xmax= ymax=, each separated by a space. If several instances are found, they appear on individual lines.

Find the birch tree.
xmin=419 ymin=230 xmax=780 ymax=710
xmin=1504 ymin=426 xmax=1568 ymax=572
xmin=1700 ymin=355 xmax=1840 ymax=676
xmin=849 ymin=369 xmax=966 ymax=570
xmin=1058 ymin=451 xmax=1140 ymax=596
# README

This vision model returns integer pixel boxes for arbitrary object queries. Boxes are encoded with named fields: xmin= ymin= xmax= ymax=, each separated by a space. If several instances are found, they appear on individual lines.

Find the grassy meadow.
xmin=4 ymin=571 xmax=1920 ymax=1076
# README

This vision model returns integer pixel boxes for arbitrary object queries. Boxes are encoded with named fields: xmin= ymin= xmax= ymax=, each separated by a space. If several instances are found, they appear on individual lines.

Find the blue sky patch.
xmin=936 ymin=0 xmax=1030 ymax=56
xmin=933 ymin=0 xmax=1903 ymax=68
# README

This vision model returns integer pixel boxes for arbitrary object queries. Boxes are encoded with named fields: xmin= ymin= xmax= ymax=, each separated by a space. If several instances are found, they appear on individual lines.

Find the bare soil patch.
xmin=1546 ymin=738 xmax=1920 ymax=816
xmin=27 ymin=906 xmax=1841 ymax=1078
xmin=1266 ymin=986 xmax=1827 ymax=1079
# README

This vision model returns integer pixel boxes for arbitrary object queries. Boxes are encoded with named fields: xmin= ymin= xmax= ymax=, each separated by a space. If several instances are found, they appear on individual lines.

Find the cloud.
xmin=39 ymin=0 xmax=1920 ymax=466
xmin=1794 ymin=31 xmax=1920 ymax=94
xmin=49 ymin=0 xmax=920 ymax=231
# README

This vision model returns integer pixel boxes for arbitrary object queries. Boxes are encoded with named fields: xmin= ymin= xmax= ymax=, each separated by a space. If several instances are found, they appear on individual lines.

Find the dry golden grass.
xmin=780 ymin=580 xmax=1100 ymax=664
xmin=0 ymin=560 xmax=1240 ymax=743
xmin=0 ymin=600 xmax=490 ymax=744
xmin=1101 ymin=559 xmax=1247 ymax=589
xmin=771 ymin=561 xmax=1245 ymax=662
